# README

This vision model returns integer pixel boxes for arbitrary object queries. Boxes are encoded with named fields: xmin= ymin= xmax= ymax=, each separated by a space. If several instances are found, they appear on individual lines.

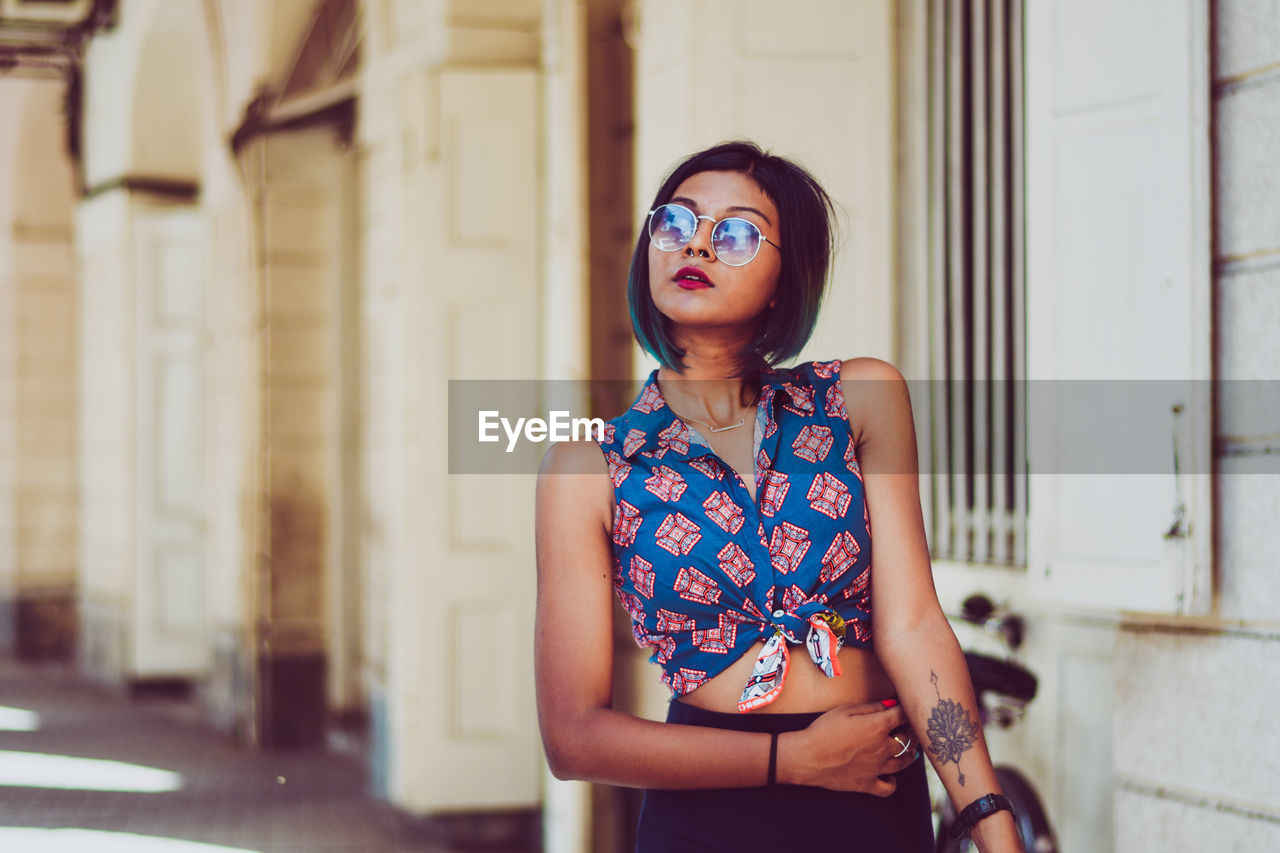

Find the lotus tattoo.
xmin=925 ymin=670 xmax=980 ymax=785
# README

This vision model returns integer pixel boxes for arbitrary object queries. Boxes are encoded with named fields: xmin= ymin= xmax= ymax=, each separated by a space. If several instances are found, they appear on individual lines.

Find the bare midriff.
xmin=675 ymin=640 xmax=896 ymax=714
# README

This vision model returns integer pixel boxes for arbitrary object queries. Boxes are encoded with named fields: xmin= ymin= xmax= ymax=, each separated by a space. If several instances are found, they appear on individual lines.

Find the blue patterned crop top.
xmin=594 ymin=359 xmax=873 ymax=712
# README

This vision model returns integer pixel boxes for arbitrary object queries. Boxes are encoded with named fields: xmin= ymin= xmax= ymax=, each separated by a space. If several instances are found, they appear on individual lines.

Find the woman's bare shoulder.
xmin=838 ymin=356 xmax=906 ymax=384
xmin=538 ymin=436 xmax=612 ymax=478
xmin=536 ymin=438 xmax=615 ymax=530
xmin=838 ymin=357 xmax=912 ymax=444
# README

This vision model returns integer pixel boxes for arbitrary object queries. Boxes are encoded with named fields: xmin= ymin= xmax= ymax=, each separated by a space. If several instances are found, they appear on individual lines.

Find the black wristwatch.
xmin=951 ymin=792 xmax=1016 ymax=837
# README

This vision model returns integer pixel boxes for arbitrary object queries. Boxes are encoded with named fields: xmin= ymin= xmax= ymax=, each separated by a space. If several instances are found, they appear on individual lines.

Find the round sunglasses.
xmin=647 ymin=202 xmax=781 ymax=267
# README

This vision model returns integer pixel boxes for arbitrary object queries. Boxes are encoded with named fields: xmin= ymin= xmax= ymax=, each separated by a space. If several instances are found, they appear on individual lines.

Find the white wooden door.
xmin=393 ymin=67 xmax=542 ymax=811
xmin=1025 ymin=0 xmax=1212 ymax=616
xmin=1020 ymin=2 xmax=1211 ymax=851
xmin=132 ymin=209 xmax=209 ymax=678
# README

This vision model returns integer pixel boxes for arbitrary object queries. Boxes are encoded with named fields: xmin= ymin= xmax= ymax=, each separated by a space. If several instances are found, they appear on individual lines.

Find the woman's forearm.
xmin=876 ymin=615 xmax=1025 ymax=852
xmin=544 ymin=706 xmax=775 ymax=789
xmin=541 ymin=695 xmax=913 ymax=794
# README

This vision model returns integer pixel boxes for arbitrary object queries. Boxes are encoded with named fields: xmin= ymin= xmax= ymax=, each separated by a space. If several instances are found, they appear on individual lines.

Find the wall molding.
xmin=1117 ymin=775 xmax=1280 ymax=825
xmin=82 ymin=174 xmax=199 ymax=202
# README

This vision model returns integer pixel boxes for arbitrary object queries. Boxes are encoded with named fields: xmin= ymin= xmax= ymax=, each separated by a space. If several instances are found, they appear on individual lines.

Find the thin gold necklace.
xmin=678 ymin=411 xmax=746 ymax=433
xmin=667 ymin=387 xmax=761 ymax=434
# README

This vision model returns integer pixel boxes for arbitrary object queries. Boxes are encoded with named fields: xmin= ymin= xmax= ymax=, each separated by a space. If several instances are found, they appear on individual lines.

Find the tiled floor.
xmin=0 ymin=659 xmax=537 ymax=852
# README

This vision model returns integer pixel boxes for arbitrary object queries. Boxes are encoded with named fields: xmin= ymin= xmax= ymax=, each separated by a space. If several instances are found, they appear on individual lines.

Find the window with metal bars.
xmin=925 ymin=0 xmax=1026 ymax=566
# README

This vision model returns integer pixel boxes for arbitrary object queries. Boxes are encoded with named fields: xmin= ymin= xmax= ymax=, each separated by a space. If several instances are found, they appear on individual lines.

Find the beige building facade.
xmin=1 ymin=1 xmax=1277 ymax=851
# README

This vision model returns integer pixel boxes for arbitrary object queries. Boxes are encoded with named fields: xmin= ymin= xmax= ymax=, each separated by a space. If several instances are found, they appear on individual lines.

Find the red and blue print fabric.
xmin=594 ymin=358 xmax=873 ymax=712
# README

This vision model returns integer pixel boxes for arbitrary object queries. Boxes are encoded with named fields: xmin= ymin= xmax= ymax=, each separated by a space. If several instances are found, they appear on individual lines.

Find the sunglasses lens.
xmin=649 ymin=204 xmax=695 ymax=251
xmin=712 ymin=218 xmax=762 ymax=266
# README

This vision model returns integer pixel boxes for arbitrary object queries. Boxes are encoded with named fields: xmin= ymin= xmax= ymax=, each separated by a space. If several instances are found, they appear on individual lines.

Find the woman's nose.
xmin=683 ymin=218 xmax=717 ymax=260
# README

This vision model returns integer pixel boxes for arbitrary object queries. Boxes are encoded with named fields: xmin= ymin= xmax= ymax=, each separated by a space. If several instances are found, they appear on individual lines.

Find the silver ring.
xmin=892 ymin=735 xmax=911 ymax=758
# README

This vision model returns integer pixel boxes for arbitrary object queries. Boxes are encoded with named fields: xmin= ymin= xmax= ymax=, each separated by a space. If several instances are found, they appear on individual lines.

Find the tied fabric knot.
xmin=737 ymin=607 xmax=846 ymax=712
xmin=737 ymin=630 xmax=790 ymax=712
xmin=806 ymin=612 xmax=844 ymax=679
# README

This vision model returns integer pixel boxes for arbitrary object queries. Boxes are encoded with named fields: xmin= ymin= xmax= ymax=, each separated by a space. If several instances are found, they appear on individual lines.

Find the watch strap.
xmin=951 ymin=792 xmax=1015 ymax=837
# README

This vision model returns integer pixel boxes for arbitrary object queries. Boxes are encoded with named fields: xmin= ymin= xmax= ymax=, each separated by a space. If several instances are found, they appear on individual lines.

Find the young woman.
xmin=535 ymin=141 xmax=1024 ymax=852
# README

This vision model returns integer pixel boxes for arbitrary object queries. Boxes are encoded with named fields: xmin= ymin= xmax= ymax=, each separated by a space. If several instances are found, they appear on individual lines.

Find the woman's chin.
xmin=655 ymin=298 xmax=764 ymax=329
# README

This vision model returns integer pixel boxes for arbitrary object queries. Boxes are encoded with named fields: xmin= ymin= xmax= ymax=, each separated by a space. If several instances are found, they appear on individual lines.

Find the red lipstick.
xmin=675 ymin=265 xmax=713 ymax=289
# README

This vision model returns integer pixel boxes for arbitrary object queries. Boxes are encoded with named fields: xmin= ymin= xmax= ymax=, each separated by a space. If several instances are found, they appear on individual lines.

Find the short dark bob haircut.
xmin=627 ymin=140 xmax=838 ymax=376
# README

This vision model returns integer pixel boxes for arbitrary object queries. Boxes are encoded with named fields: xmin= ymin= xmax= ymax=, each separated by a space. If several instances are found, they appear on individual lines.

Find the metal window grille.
xmin=926 ymin=0 xmax=1027 ymax=565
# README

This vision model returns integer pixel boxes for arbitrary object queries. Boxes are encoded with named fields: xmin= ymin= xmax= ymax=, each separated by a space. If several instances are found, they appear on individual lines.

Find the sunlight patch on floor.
xmin=0 ymin=829 xmax=262 ymax=852
xmin=0 ymin=705 xmax=40 ymax=731
xmin=0 ymin=750 xmax=183 ymax=792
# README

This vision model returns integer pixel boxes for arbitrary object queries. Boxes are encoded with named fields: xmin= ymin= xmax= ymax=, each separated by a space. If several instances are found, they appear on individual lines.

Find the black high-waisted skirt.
xmin=634 ymin=698 xmax=935 ymax=852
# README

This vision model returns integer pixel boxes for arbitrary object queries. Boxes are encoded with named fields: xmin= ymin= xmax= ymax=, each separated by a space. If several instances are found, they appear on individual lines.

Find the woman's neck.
xmin=656 ymin=349 xmax=763 ymax=424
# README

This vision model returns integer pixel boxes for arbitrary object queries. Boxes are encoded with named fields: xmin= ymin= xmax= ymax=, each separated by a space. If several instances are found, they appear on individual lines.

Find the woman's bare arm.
xmin=534 ymin=437 xmax=913 ymax=793
xmin=844 ymin=358 xmax=1024 ymax=852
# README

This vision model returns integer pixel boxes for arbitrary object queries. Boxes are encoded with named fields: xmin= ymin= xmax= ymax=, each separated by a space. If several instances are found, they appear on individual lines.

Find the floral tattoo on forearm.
xmin=925 ymin=670 xmax=981 ymax=785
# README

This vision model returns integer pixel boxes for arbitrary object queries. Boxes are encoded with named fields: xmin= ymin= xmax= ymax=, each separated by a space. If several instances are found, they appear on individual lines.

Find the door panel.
xmin=133 ymin=210 xmax=208 ymax=677
xmin=1025 ymin=0 xmax=1212 ymax=615
xmin=392 ymin=67 xmax=541 ymax=811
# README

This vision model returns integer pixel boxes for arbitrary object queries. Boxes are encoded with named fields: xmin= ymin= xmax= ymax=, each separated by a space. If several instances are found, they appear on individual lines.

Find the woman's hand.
xmin=777 ymin=701 xmax=920 ymax=795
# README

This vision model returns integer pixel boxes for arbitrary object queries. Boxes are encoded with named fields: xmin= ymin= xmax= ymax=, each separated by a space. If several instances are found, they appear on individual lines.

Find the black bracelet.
xmin=951 ymin=792 xmax=1015 ymax=837
xmin=766 ymin=732 xmax=779 ymax=786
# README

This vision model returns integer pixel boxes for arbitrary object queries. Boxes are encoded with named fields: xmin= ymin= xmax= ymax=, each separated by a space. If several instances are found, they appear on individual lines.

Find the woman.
xmin=535 ymin=141 xmax=1024 ymax=852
